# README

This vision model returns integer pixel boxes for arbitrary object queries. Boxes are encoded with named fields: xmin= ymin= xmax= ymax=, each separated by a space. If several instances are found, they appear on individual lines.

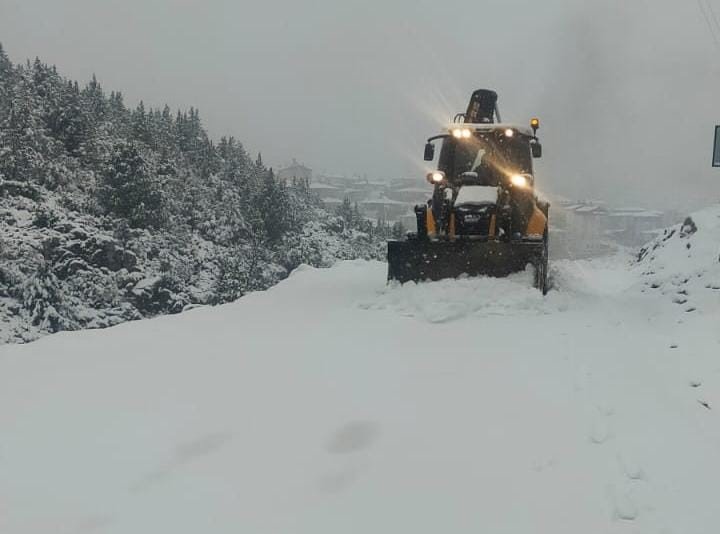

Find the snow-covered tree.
xmin=0 ymin=44 xmax=386 ymax=344
xmin=21 ymin=262 xmax=77 ymax=332
xmin=0 ymin=66 xmax=58 ymax=183
xmin=98 ymin=142 xmax=165 ymax=228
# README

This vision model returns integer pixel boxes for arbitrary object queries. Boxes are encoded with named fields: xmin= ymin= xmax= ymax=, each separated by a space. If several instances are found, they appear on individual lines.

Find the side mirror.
xmin=531 ymin=141 xmax=542 ymax=158
xmin=424 ymin=142 xmax=435 ymax=161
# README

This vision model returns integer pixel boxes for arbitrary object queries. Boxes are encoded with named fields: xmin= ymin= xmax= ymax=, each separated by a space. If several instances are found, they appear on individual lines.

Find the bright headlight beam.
xmin=452 ymin=128 xmax=472 ymax=139
xmin=431 ymin=172 xmax=445 ymax=182
xmin=510 ymin=174 xmax=529 ymax=188
xmin=504 ymin=128 xmax=514 ymax=138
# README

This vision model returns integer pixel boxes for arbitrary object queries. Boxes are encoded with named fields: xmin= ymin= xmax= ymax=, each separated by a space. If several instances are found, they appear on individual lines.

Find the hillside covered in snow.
xmin=0 ymin=45 xmax=389 ymax=344
xmin=637 ymin=207 xmax=720 ymax=311
xmin=1 ymin=205 xmax=718 ymax=534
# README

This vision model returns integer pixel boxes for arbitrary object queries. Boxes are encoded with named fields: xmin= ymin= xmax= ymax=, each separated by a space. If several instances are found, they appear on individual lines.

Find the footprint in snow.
xmin=589 ymin=412 xmax=613 ymax=445
xmin=317 ymin=464 xmax=361 ymax=494
xmin=175 ymin=431 xmax=233 ymax=462
xmin=617 ymin=452 xmax=645 ymax=481
xmin=606 ymin=483 xmax=639 ymax=521
xmin=319 ymin=421 xmax=379 ymax=494
xmin=590 ymin=420 xmax=610 ymax=444
xmin=130 ymin=431 xmax=233 ymax=493
xmin=614 ymin=491 xmax=639 ymax=521
xmin=327 ymin=421 xmax=380 ymax=455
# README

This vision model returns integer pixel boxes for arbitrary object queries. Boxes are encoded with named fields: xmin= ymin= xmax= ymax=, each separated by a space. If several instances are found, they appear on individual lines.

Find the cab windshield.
xmin=437 ymin=132 xmax=533 ymax=185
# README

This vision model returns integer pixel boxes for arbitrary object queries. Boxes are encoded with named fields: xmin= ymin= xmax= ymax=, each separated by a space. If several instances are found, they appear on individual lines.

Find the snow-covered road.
xmin=2 ymin=211 xmax=719 ymax=533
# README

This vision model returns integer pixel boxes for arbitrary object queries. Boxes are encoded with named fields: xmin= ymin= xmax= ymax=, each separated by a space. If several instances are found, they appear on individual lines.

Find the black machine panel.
xmin=465 ymin=89 xmax=498 ymax=124
xmin=454 ymin=203 xmax=495 ymax=237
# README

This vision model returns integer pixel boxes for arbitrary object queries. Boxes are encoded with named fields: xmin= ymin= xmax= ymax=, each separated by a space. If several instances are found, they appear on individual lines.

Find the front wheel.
xmin=533 ymin=232 xmax=549 ymax=295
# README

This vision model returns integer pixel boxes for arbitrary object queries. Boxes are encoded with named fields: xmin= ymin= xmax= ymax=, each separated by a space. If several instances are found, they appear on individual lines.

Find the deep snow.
xmin=1 ymin=208 xmax=719 ymax=534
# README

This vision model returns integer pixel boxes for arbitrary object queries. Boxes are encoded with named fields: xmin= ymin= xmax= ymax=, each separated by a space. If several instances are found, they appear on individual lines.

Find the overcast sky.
xmin=2 ymin=0 xmax=720 ymax=210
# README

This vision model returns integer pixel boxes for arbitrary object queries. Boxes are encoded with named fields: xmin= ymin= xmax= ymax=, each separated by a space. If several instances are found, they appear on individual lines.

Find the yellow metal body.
xmin=526 ymin=206 xmax=548 ymax=237
xmin=426 ymin=207 xmax=437 ymax=236
xmin=488 ymin=214 xmax=496 ymax=237
xmin=424 ymin=200 xmax=546 ymax=239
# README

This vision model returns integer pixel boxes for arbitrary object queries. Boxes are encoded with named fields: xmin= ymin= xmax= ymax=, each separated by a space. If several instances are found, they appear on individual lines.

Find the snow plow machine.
xmin=387 ymin=89 xmax=549 ymax=293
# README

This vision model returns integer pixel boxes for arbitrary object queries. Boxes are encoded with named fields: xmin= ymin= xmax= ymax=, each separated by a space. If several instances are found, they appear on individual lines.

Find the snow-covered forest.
xmin=0 ymin=44 xmax=395 ymax=344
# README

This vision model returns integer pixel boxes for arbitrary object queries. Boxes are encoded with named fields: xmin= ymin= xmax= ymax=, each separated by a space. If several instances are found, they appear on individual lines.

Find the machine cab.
xmin=428 ymin=124 xmax=539 ymax=191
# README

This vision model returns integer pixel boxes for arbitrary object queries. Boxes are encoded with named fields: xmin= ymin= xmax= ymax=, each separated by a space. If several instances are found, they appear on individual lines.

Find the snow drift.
xmin=1 ymin=208 xmax=720 ymax=534
xmin=638 ymin=205 xmax=720 ymax=312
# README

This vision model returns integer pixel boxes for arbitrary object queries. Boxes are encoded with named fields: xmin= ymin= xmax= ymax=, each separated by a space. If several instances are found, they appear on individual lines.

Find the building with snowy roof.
xmin=277 ymin=159 xmax=312 ymax=181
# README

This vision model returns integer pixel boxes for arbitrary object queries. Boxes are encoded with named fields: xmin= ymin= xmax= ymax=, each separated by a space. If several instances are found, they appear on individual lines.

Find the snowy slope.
xmin=1 ymin=219 xmax=720 ymax=533
xmin=638 ymin=205 xmax=720 ymax=313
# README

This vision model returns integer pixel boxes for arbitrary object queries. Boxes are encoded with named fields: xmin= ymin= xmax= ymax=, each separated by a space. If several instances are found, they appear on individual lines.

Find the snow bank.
xmin=362 ymin=269 xmax=565 ymax=323
xmin=637 ymin=205 xmax=720 ymax=314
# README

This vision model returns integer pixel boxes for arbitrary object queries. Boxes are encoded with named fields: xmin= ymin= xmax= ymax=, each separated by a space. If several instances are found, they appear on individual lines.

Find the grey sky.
xmin=1 ymin=0 xmax=720 ymax=211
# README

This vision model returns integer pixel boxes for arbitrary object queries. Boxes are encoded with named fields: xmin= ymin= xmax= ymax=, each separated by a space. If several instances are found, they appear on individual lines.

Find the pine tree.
xmin=0 ymin=67 xmax=57 ymax=182
xmin=107 ymin=90 xmax=128 ymax=125
xmin=258 ymin=169 xmax=290 ymax=243
xmin=336 ymin=197 xmax=355 ymax=230
xmin=21 ymin=262 xmax=77 ymax=332
xmin=0 ymin=43 xmax=12 ymax=80
xmin=131 ymin=101 xmax=152 ymax=146
xmin=50 ymin=80 xmax=90 ymax=156
xmin=98 ymin=142 xmax=165 ymax=228
xmin=0 ymin=43 xmax=14 ymax=119
xmin=156 ymin=104 xmax=177 ymax=157
xmin=82 ymin=74 xmax=106 ymax=123
xmin=391 ymin=221 xmax=407 ymax=239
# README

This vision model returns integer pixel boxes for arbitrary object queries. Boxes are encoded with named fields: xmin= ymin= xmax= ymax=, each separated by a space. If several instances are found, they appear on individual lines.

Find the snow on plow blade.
xmin=387 ymin=239 xmax=544 ymax=284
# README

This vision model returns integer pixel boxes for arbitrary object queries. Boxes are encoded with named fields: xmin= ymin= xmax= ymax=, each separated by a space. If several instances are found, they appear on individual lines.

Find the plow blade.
xmin=387 ymin=239 xmax=545 ymax=285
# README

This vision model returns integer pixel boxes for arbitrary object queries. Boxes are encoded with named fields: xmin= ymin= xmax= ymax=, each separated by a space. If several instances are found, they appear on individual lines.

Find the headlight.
xmin=452 ymin=128 xmax=472 ymax=139
xmin=504 ymin=128 xmax=514 ymax=138
xmin=510 ymin=174 xmax=529 ymax=188
xmin=427 ymin=171 xmax=446 ymax=184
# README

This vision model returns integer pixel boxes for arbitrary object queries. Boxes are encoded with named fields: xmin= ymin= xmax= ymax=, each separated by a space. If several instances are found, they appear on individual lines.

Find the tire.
xmin=533 ymin=232 xmax=549 ymax=295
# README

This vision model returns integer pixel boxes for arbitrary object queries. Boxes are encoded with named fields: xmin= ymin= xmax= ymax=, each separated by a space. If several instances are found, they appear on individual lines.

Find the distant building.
xmin=359 ymin=196 xmax=410 ymax=220
xmin=386 ymin=186 xmax=431 ymax=204
xmin=309 ymin=173 xmax=431 ymax=224
xmin=550 ymin=199 xmax=674 ymax=258
xmin=308 ymin=182 xmax=345 ymax=200
xmin=605 ymin=207 xmax=665 ymax=246
xmin=277 ymin=159 xmax=312 ymax=181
